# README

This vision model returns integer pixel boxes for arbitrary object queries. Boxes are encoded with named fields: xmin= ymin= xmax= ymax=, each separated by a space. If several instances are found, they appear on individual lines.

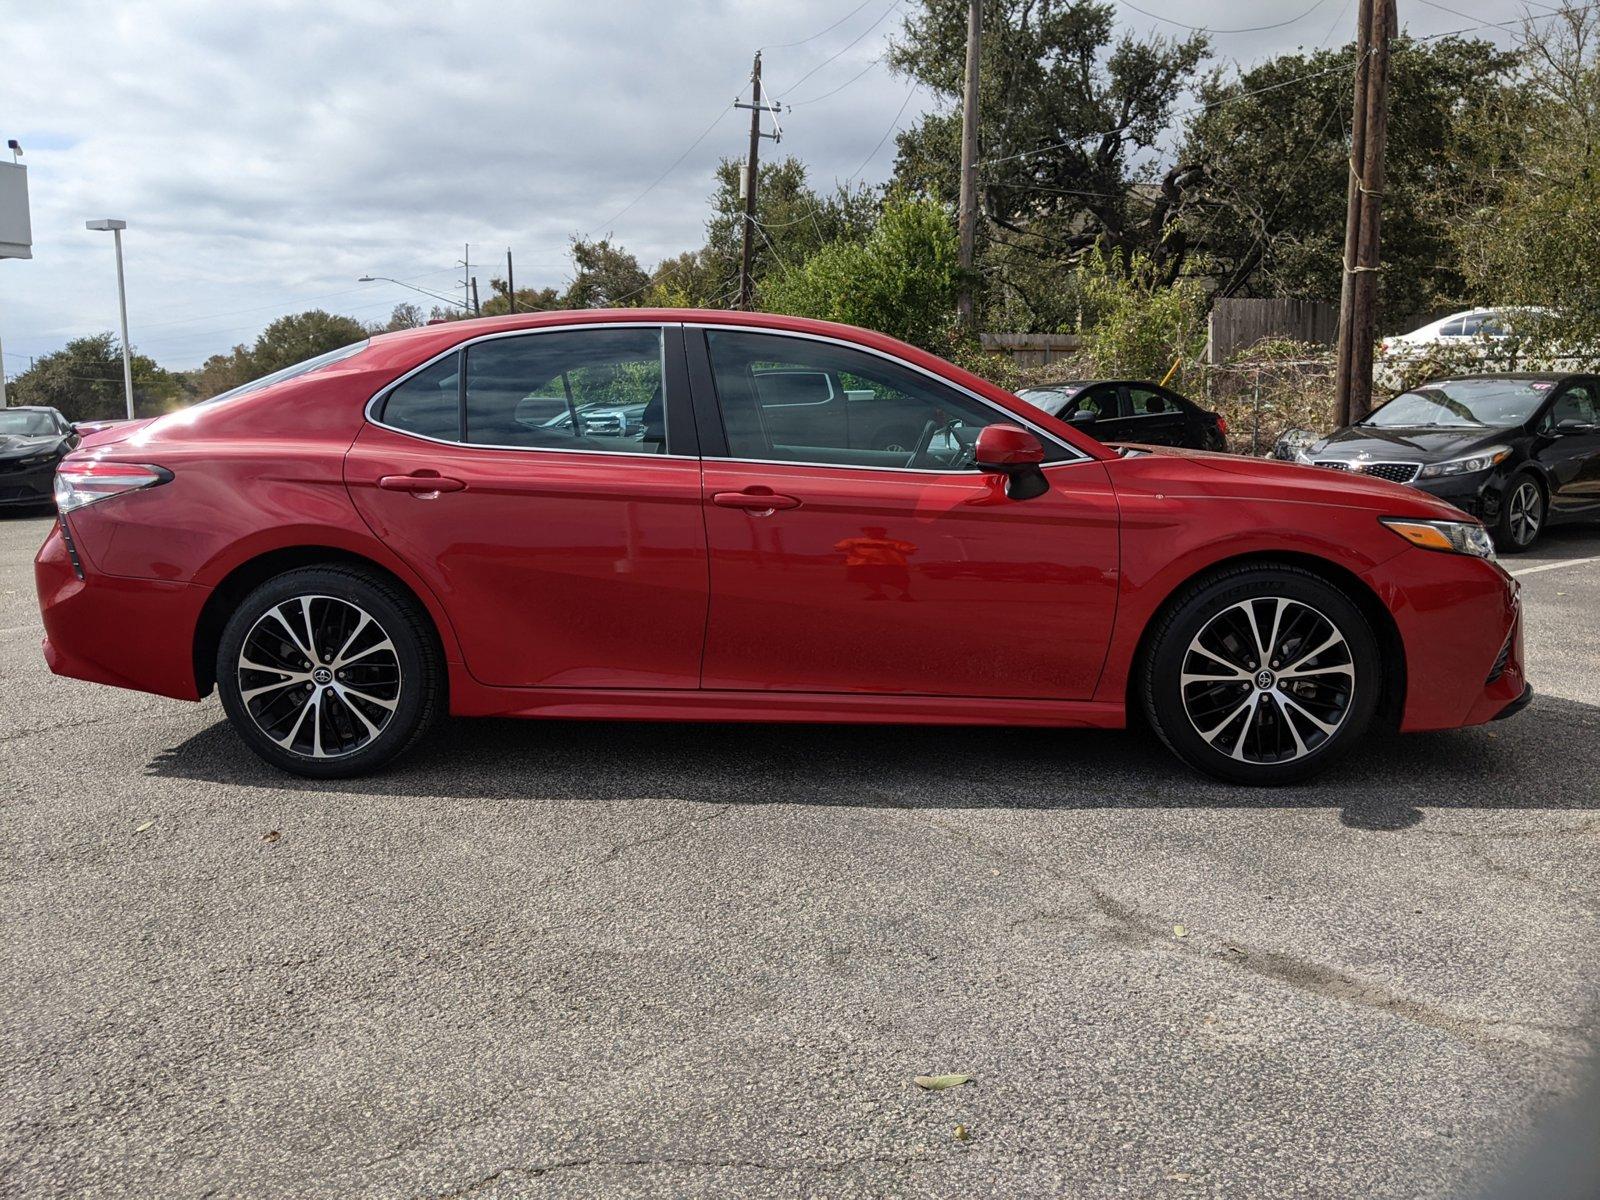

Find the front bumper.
xmin=0 ymin=459 xmax=58 ymax=507
xmin=1409 ymin=469 xmax=1509 ymax=522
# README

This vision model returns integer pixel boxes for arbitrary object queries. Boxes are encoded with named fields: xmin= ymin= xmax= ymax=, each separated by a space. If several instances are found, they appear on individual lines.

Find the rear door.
xmin=1121 ymin=384 xmax=1193 ymax=447
xmin=346 ymin=323 xmax=710 ymax=690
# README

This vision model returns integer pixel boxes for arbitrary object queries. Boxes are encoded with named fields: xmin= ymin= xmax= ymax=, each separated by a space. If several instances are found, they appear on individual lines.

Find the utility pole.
xmin=505 ymin=248 xmax=516 ymax=313
xmin=470 ymin=276 xmax=481 ymax=317
xmin=955 ymin=0 xmax=982 ymax=330
xmin=459 ymin=243 xmax=471 ymax=315
xmin=1334 ymin=0 xmax=1395 ymax=426
xmin=735 ymin=52 xmax=782 ymax=310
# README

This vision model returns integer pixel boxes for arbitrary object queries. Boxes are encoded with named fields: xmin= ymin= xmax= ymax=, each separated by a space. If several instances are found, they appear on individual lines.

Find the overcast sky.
xmin=0 ymin=0 xmax=1535 ymax=370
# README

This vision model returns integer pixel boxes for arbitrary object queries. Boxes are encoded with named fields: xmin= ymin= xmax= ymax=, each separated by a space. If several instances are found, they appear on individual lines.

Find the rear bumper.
xmin=35 ymin=520 xmax=207 ymax=701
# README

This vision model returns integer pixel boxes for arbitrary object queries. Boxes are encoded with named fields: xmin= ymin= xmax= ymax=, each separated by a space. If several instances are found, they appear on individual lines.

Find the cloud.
xmin=0 ymin=0 xmax=1529 ymax=369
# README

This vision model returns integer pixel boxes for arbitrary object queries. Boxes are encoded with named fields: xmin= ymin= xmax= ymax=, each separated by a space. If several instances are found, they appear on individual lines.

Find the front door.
xmin=692 ymin=327 xmax=1120 ymax=700
xmin=346 ymin=324 xmax=709 ymax=690
xmin=1536 ymin=379 xmax=1600 ymax=521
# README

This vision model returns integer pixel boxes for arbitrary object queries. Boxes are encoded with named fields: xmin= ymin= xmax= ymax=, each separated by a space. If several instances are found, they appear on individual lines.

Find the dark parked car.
xmin=0 ymin=406 xmax=78 ymax=509
xmin=1297 ymin=374 xmax=1600 ymax=552
xmin=1016 ymin=380 xmax=1228 ymax=451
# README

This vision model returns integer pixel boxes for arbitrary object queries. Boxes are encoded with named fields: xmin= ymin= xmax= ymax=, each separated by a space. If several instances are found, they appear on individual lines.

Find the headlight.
xmin=1417 ymin=446 xmax=1511 ymax=478
xmin=1381 ymin=517 xmax=1497 ymax=561
xmin=1293 ymin=443 xmax=1322 ymax=465
xmin=17 ymin=452 xmax=58 ymax=468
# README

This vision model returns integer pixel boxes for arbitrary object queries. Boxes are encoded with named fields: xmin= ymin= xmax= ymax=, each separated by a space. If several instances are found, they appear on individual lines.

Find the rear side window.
xmin=381 ymin=355 xmax=461 ymax=441
xmin=1127 ymin=387 xmax=1176 ymax=416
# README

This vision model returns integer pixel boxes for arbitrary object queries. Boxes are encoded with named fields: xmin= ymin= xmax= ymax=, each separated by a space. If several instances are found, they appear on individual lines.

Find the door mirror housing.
xmin=974 ymin=423 xmax=1049 ymax=500
xmin=1068 ymin=408 xmax=1099 ymax=426
xmin=1554 ymin=417 xmax=1598 ymax=435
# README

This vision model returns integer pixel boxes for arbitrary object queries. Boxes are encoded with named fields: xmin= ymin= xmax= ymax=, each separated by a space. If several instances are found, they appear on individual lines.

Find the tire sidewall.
xmin=1146 ymin=569 xmax=1382 ymax=785
xmin=216 ymin=568 xmax=434 ymax=778
xmin=1494 ymin=472 xmax=1544 ymax=553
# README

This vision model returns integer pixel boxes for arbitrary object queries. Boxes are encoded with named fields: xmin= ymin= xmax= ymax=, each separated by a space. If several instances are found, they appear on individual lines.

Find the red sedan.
xmin=35 ymin=310 xmax=1530 ymax=784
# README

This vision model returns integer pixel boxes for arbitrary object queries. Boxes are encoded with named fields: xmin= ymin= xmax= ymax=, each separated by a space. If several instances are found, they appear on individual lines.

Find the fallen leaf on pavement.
xmin=262 ymin=830 xmax=281 ymax=843
xmin=915 ymin=1074 xmax=973 ymax=1091
xmin=1173 ymin=924 xmax=1187 ymax=938
xmin=954 ymin=1124 xmax=971 ymax=1141
xmin=134 ymin=820 xmax=154 ymax=834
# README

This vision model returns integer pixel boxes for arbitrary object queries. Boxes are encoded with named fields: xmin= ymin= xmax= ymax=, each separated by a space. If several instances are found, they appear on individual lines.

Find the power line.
xmin=844 ymin=82 xmax=920 ymax=184
xmin=770 ymin=0 xmax=903 ymax=101
xmin=1114 ymin=0 xmax=1330 ymax=35
xmin=787 ymin=52 xmax=888 ymax=107
xmin=761 ymin=0 xmax=880 ymax=50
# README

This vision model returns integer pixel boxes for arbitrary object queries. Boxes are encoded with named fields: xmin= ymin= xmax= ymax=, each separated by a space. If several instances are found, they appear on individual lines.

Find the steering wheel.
xmin=910 ymin=419 xmax=977 ymax=470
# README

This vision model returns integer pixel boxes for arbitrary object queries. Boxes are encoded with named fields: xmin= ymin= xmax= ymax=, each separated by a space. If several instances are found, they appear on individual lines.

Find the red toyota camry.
xmin=35 ymin=310 xmax=1529 ymax=784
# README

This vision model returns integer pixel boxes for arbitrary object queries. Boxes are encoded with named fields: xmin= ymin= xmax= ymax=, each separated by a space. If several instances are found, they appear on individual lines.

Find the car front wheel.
xmin=1141 ymin=565 xmax=1381 ymax=785
xmin=216 ymin=565 xmax=443 ymax=778
xmin=1494 ymin=473 xmax=1544 ymax=553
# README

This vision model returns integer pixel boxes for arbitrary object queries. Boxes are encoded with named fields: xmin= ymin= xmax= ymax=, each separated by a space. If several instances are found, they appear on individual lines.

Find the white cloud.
xmin=0 ymin=0 xmax=1530 ymax=369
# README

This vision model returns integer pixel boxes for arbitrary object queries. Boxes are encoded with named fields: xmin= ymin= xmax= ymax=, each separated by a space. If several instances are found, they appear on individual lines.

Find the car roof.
xmin=1422 ymin=372 xmax=1578 ymax=383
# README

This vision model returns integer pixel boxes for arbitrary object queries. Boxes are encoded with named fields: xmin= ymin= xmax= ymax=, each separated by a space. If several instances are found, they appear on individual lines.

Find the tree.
xmin=1183 ymin=35 xmax=1524 ymax=321
xmin=6 ymin=334 xmax=184 ymax=421
xmin=250 ymin=310 xmax=369 ymax=375
xmin=380 ymin=302 xmax=427 ymax=331
xmin=564 ymin=238 xmax=651 ymax=308
xmin=889 ymin=0 xmax=1209 ymax=323
xmin=481 ymin=280 xmax=563 ymax=317
xmin=763 ymin=194 xmax=961 ymax=350
xmin=191 ymin=346 xmax=256 ymax=399
xmin=1454 ymin=10 xmax=1600 ymax=346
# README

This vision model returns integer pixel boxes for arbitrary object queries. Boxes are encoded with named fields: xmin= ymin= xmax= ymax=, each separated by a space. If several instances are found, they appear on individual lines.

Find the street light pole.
xmin=357 ymin=275 xmax=466 ymax=312
xmin=86 ymin=219 xmax=134 ymax=420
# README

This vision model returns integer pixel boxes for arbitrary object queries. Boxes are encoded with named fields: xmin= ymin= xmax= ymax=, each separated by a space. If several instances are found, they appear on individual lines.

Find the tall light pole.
xmin=86 ymin=219 xmax=134 ymax=420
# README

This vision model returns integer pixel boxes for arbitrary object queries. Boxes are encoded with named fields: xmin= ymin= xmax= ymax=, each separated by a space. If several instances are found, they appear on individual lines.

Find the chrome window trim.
xmin=686 ymin=322 xmax=1093 ymax=468
xmin=363 ymin=321 xmax=697 ymax=461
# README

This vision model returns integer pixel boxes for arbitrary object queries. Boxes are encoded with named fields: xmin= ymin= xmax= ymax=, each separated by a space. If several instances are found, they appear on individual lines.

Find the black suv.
xmin=1016 ymin=380 xmax=1228 ymax=452
xmin=1299 ymin=374 xmax=1600 ymax=551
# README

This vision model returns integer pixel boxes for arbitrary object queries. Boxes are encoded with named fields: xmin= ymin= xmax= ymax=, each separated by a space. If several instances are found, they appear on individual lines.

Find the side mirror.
xmin=974 ymin=423 xmax=1049 ymax=500
xmin=1069 ymin=409 xmax=1098 ymax=426
xmin=1555 ymin=417 xmax=1598 ymax=435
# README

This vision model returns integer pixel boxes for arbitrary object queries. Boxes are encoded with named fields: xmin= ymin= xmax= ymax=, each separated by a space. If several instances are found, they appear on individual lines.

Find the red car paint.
xmin=36 ymin=309 xmax=1522 ymax=737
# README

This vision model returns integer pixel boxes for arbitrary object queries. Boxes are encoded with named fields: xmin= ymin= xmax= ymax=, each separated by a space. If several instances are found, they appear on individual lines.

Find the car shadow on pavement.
xmin=146 ymin=693 xmax=1600 ymax=832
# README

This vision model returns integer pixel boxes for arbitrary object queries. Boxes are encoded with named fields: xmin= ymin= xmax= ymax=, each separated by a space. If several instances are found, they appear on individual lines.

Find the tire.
xmin=1493 ymin=472 xmax=1545 ymax=554
xmin=1140 ymin=565 xmax=1381 ymax=786
xmin=216 ymin=565 xmax=443 ymax=778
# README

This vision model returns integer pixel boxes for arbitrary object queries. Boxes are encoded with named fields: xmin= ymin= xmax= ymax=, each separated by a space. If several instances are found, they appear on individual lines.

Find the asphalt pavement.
xmin=3 ymin=507 xmax=1598 ymax=1199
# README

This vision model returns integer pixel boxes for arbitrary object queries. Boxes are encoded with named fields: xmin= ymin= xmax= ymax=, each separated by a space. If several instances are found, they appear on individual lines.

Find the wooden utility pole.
xmin=1334 ymin=0 xmax=1395 ymax=426
xmin=955 ymin=0 xmax=982 ymax=329
xmin=470 ymin=276 xmax=481 ymax=317
xmin=738 ymin=52 xmax=765 ymax=311
xmin=505 ymin=248 xmax=516 ymax=313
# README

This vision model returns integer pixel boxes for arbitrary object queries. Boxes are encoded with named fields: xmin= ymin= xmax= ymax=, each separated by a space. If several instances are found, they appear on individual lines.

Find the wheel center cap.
xmin=312 ymin=666 xmax=333 ymax=686
xmin=1255 ymin=669 xmax=1276 ymax=690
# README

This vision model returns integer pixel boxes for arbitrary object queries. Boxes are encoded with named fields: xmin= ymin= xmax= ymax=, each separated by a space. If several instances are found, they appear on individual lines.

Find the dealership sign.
xmin=0 ymin=162 xmax=31 ymax=260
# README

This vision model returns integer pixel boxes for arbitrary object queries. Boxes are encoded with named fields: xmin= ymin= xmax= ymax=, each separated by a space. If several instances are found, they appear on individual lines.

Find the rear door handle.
xmin=712 ymin=489 xmax=801 ymax=512
xmin=378 ymin=473 xmax=466 ymax=494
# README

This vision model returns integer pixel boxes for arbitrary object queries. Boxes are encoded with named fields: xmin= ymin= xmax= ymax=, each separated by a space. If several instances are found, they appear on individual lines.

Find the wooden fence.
xmin=978 ymin=332 xmax=1083 ymax=368
xmin=1207 ymin=298 xmax=1337 ymax=364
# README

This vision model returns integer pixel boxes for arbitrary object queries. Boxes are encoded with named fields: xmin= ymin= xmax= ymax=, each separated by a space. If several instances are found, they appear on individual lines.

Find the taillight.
xmin=54 ymin=460 xmax=172 ymax=513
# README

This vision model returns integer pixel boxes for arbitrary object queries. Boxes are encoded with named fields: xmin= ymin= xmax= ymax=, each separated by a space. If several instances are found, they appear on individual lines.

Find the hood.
xmin=1311 ymin=424 xmax=1509 ymax=463
xmin=0 ymin=433 xmax=68 ymax=459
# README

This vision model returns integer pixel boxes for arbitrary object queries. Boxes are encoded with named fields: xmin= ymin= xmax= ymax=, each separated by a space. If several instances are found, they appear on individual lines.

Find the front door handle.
xmin=712 ymin=488 xmax=801 ymax=512
xmin=378 ymin=473 xmax=466 ymax=494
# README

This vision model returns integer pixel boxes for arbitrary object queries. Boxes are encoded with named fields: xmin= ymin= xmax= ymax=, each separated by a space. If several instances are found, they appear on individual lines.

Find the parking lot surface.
xmin=3 ymin=508 xmax=1598 ymax=1199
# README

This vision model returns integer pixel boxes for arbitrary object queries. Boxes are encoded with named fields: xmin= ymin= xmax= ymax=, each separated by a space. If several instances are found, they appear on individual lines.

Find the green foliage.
xmin=565 ymin=239 xmax=651 ymax=308
xmin=6 ymin=334 xmax=185 ymax=421
xmin=1073 ymin=249 xmax=1207 ymax=379
xmin=1183 ymin=36 xmax=1524 ymax=318
xmin=763 ymin=194 xmax=962 ymax=350
xmin=250 ymin=310 xmax=369 ymax=376
xmin=481 ymin=283 xmax=564 ymax=317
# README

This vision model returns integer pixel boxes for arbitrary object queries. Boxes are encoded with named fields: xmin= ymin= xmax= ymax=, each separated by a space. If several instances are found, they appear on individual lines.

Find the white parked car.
xmin=1381 ymin=307 xmax=1552 ymax=356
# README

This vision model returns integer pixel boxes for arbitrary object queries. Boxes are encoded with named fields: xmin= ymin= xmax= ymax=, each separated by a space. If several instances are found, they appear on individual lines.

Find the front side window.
xmin=1544 ymin=383 xmax=1600 ymax=429
xmin=706 ymin=330 xmax=1066 ymax=470
xmin=465 ymin=328 xmax=666 ymax=453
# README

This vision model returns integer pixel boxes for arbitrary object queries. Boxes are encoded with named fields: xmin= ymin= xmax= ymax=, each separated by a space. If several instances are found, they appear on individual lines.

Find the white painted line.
xmin=0 ymin=623 xmax=43 ymax=636
xmin=1511 ymin=554 xmax=1600 ymax=577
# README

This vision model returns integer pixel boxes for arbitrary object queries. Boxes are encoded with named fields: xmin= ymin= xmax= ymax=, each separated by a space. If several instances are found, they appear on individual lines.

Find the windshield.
xmin=1360 ymin=379 xmax=1554 ymax=429
xmin=201 ymin=339 xmax=370 ymax=405
xmin=0 ymin=410 xmax=58 ymax=437
xmin=1017 ymin=386 xmax=1085 ymax=418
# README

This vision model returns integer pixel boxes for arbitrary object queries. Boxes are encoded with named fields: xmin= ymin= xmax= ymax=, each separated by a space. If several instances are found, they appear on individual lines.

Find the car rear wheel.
xmin=1141 ymin=566 xmax=1381 ymax=785
xmin=1494 ymin=473 xmax=1544 ymax=553
xmin=216 ymin=566 xmax=443 ymax=778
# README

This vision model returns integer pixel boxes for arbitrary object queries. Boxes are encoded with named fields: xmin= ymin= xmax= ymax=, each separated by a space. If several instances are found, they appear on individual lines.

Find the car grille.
xmin=1313 ymin=460 xmax=1421 ymax=485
